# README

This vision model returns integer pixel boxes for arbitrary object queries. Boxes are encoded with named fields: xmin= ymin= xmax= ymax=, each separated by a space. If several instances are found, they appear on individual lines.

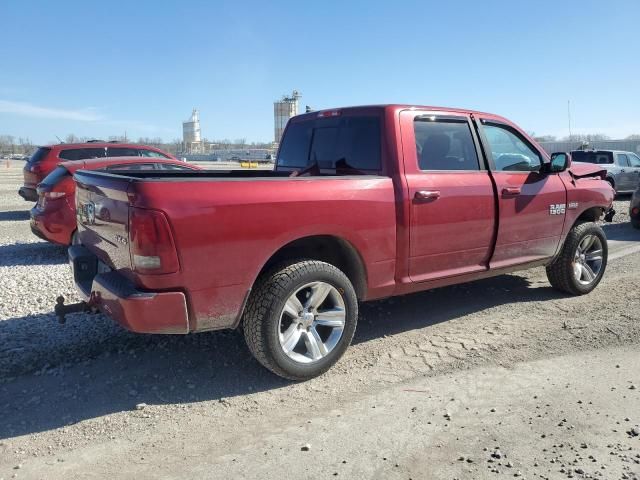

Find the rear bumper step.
xmin=66 ymin=245 xmax=190 ymax=334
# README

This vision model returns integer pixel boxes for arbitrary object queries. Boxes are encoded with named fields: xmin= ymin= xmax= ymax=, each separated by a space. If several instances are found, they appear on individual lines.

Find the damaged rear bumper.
xmin=65 ymin=245 xmax=189 ymax=334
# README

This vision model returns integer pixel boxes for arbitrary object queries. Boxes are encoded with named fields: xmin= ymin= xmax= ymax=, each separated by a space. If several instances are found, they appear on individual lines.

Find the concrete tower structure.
xmin=274 ymin=90 xmax=301 ymax=143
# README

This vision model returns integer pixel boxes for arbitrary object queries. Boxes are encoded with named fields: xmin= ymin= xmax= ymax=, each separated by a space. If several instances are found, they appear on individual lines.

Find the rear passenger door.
xmin=476 ymin=119 xmax=566 ymax=268
xmin=400 ymin=111 xmax=497 ymax=283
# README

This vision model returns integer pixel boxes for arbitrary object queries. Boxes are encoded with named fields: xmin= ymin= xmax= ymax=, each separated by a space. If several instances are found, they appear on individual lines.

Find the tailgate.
xmin=74 ymin=171 xmax=132 ymax=271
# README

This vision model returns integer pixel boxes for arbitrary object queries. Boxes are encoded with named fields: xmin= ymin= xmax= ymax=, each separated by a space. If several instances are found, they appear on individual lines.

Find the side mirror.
xmin=543 ymin=152 xmax=571 ymax=173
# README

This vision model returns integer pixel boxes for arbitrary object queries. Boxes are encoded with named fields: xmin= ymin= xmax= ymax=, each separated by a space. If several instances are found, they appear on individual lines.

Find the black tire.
xmin=546 ymin=222 xmax=608 ymax=295
xmin=242 ymin=260 xmax=358 ymax=380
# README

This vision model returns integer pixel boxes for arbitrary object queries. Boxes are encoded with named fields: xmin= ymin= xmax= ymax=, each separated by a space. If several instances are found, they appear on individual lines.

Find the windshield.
xmin=571 ymin=151 xmax=613 ymax=164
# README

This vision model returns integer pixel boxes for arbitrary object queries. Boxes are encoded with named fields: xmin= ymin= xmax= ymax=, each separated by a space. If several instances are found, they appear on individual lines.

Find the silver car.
xmin=571 ymin=150 xmax=640 ymax=194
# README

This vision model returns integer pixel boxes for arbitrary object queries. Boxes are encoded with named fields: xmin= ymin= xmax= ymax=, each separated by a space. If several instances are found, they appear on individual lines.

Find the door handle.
xmin=414 ymin=190 xmax=441 ymax=200
xmin=501 ymin=187 xmax=522 ymax=196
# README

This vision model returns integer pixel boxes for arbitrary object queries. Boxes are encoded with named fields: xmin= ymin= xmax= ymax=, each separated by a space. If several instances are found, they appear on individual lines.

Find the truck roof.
xmin=298 ymin=104 xmax=512 ymax=123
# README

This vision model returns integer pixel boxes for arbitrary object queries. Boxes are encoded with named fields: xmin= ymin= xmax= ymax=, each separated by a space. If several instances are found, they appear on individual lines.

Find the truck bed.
xmin=73 ymin=168 xmax=398 ymax=331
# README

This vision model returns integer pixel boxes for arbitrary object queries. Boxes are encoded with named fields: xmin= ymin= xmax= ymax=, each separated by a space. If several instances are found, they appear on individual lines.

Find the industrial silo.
xmin=183 ymin=109 xmax=202 ymax=153
xmin=274 ymin=90 xmax=301 ymax=143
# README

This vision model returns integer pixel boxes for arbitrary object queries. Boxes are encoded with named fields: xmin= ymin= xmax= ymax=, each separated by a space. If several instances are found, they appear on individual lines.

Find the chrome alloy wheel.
xmin=278 ymin=281 xmax=346 ymax=364
xmin=573 ymin=234 xmax=604 ymax=285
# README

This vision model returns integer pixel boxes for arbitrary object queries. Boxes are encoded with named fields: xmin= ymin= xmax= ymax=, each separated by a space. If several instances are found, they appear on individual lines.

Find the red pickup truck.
xmin=59 ymin=105 xmax=614 ymax=380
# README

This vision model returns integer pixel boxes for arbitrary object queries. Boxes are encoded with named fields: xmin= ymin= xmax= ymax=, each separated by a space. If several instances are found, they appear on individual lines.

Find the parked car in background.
xmin=631 ymin=184 xmax=640 ymax=229
xmin=19 ymin=142 xmax=176 ymax=201
xmin=30 ymin=157 xmax=200 ymax=245
xmin=571 ymin=150 xmax=640 ymax=193
xmin=59 ymin=104 xmax=614 ymax=380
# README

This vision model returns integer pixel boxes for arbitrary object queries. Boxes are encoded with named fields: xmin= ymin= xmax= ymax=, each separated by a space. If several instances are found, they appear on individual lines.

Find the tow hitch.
xmin=604 ymin=207 xmax=616 ymax=223
xmin=54 ymin=296 xmax=92 ymax=324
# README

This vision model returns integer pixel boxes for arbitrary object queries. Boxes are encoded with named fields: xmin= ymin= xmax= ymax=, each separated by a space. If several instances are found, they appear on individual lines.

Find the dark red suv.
xmin=19 ymin=141 xmax=176 ymax=201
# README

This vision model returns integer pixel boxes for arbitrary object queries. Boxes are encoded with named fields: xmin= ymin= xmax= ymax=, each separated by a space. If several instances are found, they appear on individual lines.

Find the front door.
xmin=400 ymin=111 xmax=497 ymax=283
xmin=616 ymin=153 xmax=634 ymax=191
xmin=627 ymin=152 xmax=640 ymax=190
xmin=476 ymin=119 xmax=567 ymax=268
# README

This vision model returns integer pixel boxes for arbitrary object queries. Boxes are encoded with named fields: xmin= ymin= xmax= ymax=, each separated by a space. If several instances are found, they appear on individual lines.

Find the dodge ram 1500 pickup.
xmin=57 ymin=105 xmax=615 ymax=380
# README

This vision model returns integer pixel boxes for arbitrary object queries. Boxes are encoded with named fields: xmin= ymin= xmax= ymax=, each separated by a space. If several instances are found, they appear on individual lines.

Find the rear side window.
xmin=414 ymin=118 xmax=479 ymax=171
xmin=570 ymin=151 xmax=614 ymax=164
xmin=140 ymin=149 xmax=170 ymax=158
xmin=277 ymin=116 xmax=381 ymax=172
xmin=59 ymin=148 xmax=106 ymax=161
xmin=40 ymin=166 xmax=70 ymax=186
xmin=107 ymin=147 xmax=139 ymax=157
xmin=28 ymin=147 xmax=51 ymax=164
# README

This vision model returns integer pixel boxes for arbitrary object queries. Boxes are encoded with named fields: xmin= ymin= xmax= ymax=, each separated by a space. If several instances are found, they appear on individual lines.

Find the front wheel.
xmin=546 ymin=222 xmax=608 ymax=295
xmin=242 ymin=260 xmax=358 ymax=380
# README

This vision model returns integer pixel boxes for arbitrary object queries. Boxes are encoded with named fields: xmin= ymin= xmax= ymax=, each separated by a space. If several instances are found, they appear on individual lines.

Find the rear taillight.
xmin=44 ymin=191 xmax=66 ymax=199
xmin=29 ymin=164 xmax=42 ymax=174
xmin=633 ymin=207 xmax=639 ymax=216
xmin=129 ymin=207 xmax=179 ymax=274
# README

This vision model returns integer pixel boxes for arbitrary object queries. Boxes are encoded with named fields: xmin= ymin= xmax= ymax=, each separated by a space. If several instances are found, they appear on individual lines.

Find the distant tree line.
xmin=531 ymin=133 xmax=640 ymax=143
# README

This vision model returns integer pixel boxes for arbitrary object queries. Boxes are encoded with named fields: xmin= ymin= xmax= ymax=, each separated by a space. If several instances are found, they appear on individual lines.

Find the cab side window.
xmin=482 ymin=124 xmax=542 ymax=172
xmin=628 ymin=153 xmax=640 ymax=167
xmin=413 ymin=118 xmax=480 ymax=171
xmin=617 ymin=154 xmax=630 ymax=167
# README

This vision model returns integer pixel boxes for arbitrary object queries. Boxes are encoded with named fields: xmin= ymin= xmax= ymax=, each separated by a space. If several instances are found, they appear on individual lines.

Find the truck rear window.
xmin=571 ymin=151 xmax=613 ymax=164
xmin=277 ymin=116 xmax=381 ymax=172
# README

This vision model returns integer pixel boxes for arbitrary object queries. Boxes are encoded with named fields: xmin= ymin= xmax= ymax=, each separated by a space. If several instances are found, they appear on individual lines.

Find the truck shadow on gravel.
xmin=0 ymin=272 xmax=569 ymax=440
xmin=0 ymin=210 xmax=30 ymax=221
xmin=0 ymin=242 xmax=67 ymax=267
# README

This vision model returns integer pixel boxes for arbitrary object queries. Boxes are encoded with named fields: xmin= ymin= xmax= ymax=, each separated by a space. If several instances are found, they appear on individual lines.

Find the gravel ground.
xmin=0 ymin=161 xmax=639 ymax=479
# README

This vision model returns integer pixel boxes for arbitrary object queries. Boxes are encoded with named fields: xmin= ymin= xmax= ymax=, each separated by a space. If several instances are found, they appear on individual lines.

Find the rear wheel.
xmin=546 ymin=222 xmax=607 ymax=295
xmin=242 ymin=260 xmax=358 ymax=380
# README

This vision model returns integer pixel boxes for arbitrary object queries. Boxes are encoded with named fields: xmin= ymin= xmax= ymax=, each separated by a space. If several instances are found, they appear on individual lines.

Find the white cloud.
xmin=0 ymin=99 xmax=103 ymax=122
